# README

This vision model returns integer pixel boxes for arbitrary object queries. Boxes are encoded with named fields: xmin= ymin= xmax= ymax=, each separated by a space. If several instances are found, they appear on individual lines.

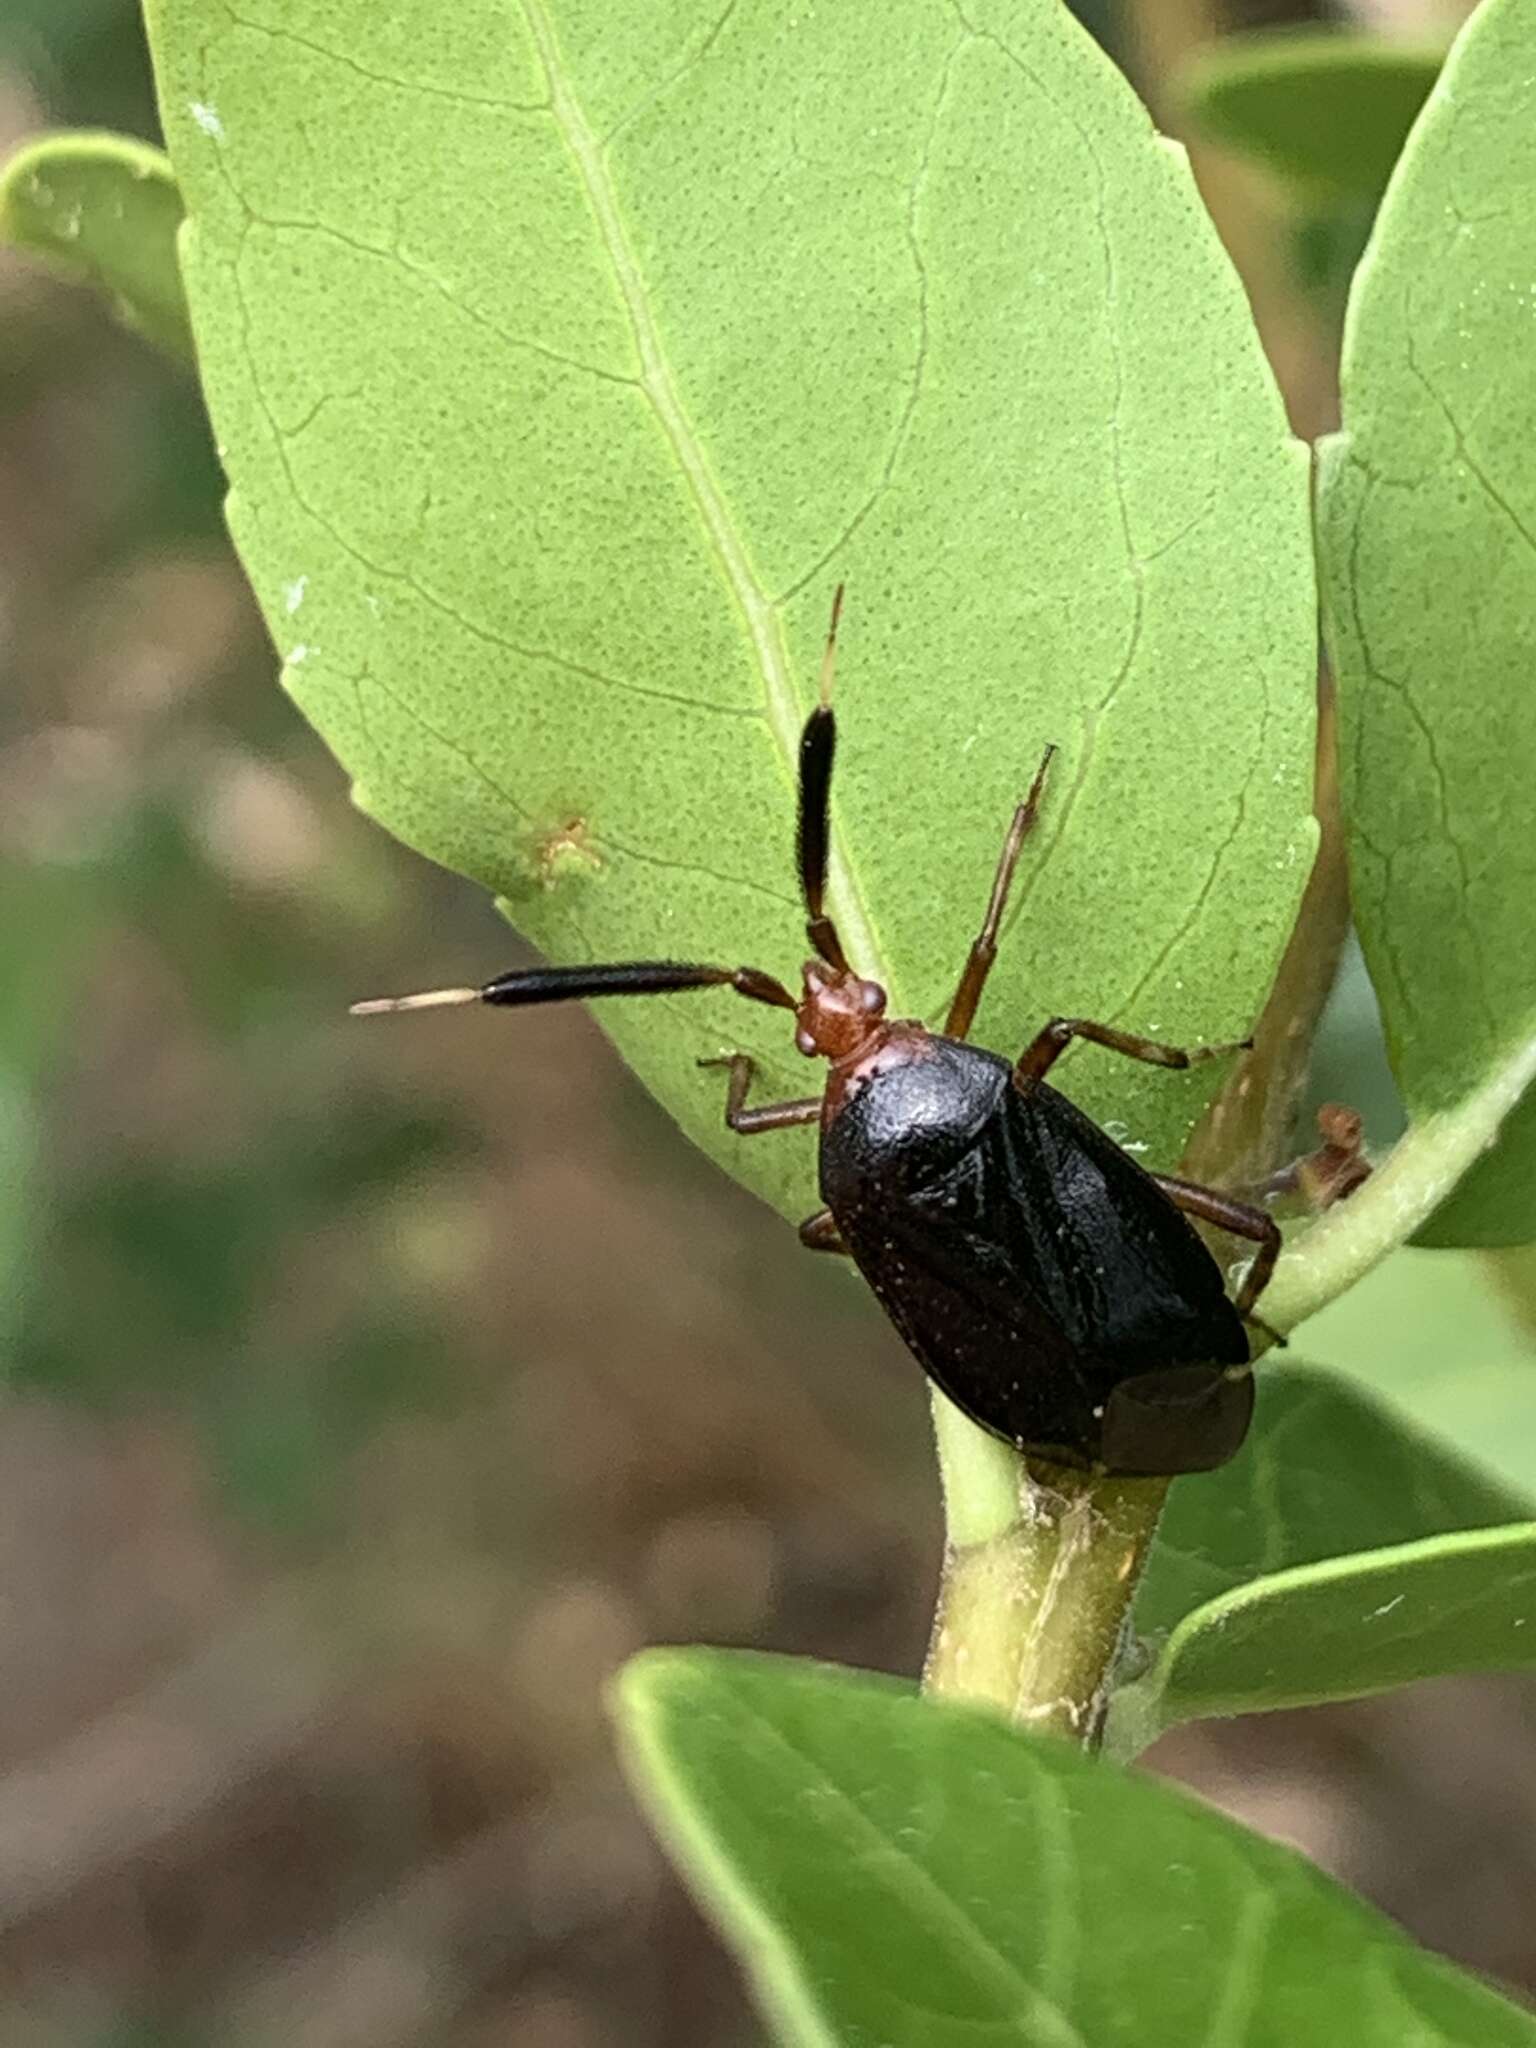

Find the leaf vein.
xmin=770 ymin=30 xmax=966 ymax=608
xmin=948 ymin=2 xmax=1147 ymax=955
xmin=223 ymin=7 xmax=552 ymax=115
xmin=598 ymin=0 xmax=742 ymax=152
xmin=734 ymin=1699 xmax=1092 ymax=2044
xmin=520 ymin=0 xmax=894 ymax=995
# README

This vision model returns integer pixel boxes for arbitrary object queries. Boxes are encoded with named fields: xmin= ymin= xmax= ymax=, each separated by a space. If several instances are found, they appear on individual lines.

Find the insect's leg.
xmin=1152 ymin=1173 xmax=1283 ymax=1323
xmin=1014 ymin=1017 xmax=1252 ymax=1090
xmin=698 ymin=1054 xmax=822 ymax=1135
xmin=798 ymin=1208 xmax=848 ymax=1255
xmin=1247 ymin=1103 xmax=1371 ymax=1213
xmin=943 ymin=744 xmax=1056 ymax=1041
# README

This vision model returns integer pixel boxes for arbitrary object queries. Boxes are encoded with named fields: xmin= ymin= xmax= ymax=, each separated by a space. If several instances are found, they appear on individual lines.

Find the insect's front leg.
xmin=1152 ymin=1173 xmax=1283 ymax=1323
xmin=698 ymin=1054 xmax=823 ymax=1135
xmin=1014 ymin=1017 xmax=1252 ymax=1089
xmin=943 ymin=744 xmax=1056 ymax=1041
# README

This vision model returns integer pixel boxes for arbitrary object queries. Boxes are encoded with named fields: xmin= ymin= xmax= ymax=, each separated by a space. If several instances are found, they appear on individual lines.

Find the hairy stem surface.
xmin=924 ymin=1392 xmax=1167 ymax=1742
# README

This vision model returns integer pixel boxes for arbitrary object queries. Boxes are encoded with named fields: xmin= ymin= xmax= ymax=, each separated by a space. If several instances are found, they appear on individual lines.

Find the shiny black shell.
xmin=819 ymin=1032 xmax=1253 ymax=1475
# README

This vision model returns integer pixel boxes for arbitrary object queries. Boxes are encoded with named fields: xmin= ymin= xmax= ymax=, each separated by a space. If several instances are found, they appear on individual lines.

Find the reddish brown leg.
xmin=1153 ymin=1172 xmax=1282 ymax=1322
xmin=698 ymin=1054 xmax=822 ymax=1134
xmin=1014 ymin=1017 xmax=1252 ymax=1090
xmin=1250 ymin=1103 xmax=1371 ymax=1213
xmin=798 ymin=1208 xmax=848 ymax=1255
xmin=944 ymin=746 xmax=1056 ymax=1041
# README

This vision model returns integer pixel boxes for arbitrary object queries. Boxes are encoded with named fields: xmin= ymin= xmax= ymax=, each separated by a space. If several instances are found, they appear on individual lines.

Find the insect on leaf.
xmin=144 ymin=0 xmax=1315 ymax=1222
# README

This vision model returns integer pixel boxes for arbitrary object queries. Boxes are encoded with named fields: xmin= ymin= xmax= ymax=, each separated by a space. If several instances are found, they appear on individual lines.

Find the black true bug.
xmin=354 ymin=590 xmax=1284 ymax=1476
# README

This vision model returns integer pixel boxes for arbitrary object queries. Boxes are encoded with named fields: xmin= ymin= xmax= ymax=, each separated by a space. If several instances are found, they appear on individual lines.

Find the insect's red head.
xmin=795 ymin=959 xmax=887 ymax=1060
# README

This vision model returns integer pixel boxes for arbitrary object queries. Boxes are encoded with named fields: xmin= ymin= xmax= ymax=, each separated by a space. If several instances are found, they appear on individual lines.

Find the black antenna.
xmin=798 ymin=584 xmax=849 ymax=972
xmin=352 ymin=959 xmax=797 ymax=1017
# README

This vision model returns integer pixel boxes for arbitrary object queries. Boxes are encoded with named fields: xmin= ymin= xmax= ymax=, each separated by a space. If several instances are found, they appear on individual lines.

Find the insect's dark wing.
xmin=827 ymin=1073 xmax=1250 ymax=1472
xmin=987 ymin=1081 xmax=1250 ymax=1368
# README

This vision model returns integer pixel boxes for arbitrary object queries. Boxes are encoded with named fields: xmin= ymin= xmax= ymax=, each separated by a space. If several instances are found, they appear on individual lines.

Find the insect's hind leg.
xmin=1014 ymin=1017 xmax=1252 ymax=1089
xmin=944 ymin=745 xmax=1056 ymax=1041
xmin=698 ymin=1054 xmax=822 ymax=1135
xmin=1152 ymin=1173 xmax=1283 ymax=1327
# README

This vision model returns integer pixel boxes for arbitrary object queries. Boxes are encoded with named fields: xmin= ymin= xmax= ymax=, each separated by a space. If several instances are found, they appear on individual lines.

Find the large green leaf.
xmin=616 ymin=1649 xmax=1536 ymax=2048
xmin=145 ymin=0 xmax=1314 ymax=1223
xmin=1177 ymin=29 xmax=1441 ymax=202
xmin=1111 ymin=1363 xmax=1533 ymax=1746
xmin=0 ymin=130 xmax=191 ymax=357
xmin=1317 ymin=0 xmax=1536 ymax=1246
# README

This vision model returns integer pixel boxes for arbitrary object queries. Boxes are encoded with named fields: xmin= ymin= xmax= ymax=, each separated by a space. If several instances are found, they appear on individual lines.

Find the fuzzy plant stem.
xmin=922 ymin=1392 xmax=1167 ymax=1742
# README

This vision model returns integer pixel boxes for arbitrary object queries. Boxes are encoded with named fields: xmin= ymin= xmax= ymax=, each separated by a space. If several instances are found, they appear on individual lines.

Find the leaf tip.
xmin=609 ymin=1645 xmax=702 ymax=1727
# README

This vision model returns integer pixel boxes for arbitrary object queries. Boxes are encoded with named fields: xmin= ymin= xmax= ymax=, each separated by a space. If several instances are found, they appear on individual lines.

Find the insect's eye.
xmin=860 ymin=982 xmax=883 ymax=1013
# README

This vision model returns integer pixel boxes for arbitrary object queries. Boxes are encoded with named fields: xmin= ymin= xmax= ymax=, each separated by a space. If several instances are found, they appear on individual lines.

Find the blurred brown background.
xmin=1 ymin=0 xmax=1533 ymax=2042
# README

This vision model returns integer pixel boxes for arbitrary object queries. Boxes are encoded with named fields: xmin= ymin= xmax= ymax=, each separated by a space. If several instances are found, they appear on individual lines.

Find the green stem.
xmin=924 ymin=1391 xmax=1167 ymax=1741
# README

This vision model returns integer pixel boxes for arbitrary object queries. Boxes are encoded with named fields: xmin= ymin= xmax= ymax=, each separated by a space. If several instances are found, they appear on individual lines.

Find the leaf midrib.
xmin=521 ymin=0 xmax=889 ymax=990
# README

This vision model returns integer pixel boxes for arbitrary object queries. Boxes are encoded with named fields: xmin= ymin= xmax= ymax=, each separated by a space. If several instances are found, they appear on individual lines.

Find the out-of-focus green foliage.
xmin=0 ymin=132 xmax=190 ymax=357
xmin=1176 ymin=30 xmax=1441 ymax=313
xmin=1300 ymin=1244 xmax=1536 ymax=1496
xmin=9 ymin=793 xmax=475 ymax=1525
xmin=0 ymin=0 xmax=157 ymax=132
xmin=1178 ymin=30 xmax=1441 ymax=201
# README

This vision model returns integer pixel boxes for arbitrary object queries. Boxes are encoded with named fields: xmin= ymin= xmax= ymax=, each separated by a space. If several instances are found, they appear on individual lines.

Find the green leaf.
xmin=0 ymin=130 xmax=192 ymax=358
xmin=1112 ymin=1364 xmax=1533 ymax=1744
xmin=1137 ymin=1363 xmax=1528 ymax=1638
xmin=1142 ymin=1521 xmax=1536 ymax=1730
xmin=1176 ymin=30 xmax=1442 ymax=202
xmin=1317 ymin=0 xmax=1536 ymax=1247
xmin=144 ymin=0 xmax=1315 ymax=1225
xmin=616 ymin=1649 xmax=1536 ymax=2048
xmin=1297 ymin=1244 xmax=1536 ymax=1497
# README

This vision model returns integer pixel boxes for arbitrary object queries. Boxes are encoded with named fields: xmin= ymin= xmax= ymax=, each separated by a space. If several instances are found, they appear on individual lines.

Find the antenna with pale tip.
xmin=350 ymin=987 xmax=481 ymax=1016
xmin=348 ymin=958 xmax=799 ymax=1020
